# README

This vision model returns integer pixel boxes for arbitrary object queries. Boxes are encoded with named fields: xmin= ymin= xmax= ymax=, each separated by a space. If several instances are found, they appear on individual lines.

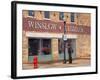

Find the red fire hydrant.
xmin=33 ymin=56 xmax=38 ymax=69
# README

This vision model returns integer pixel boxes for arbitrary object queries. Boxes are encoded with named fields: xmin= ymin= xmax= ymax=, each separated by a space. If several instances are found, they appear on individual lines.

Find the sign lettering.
xmin=23 ymin=17 xmax=90 ymax=34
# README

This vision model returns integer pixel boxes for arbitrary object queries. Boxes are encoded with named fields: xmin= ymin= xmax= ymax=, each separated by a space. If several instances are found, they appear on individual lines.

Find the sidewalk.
xmin=23 ymin=58 xmax=90 ymax=70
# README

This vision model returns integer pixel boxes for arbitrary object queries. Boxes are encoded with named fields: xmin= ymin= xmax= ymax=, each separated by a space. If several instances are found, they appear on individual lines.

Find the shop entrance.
xmin=58 ymin=39 xmax=76 ymax=60
xmin=28 ymin=38 xmax=52 ymax=63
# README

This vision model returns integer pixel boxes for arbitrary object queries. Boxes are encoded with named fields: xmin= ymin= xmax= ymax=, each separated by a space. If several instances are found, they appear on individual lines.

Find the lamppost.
xmin=63 ymin=18 xmax=67 ymax=64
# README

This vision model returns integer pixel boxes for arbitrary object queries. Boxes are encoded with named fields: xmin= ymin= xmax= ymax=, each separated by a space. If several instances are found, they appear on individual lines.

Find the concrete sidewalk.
xmin=23 ymin=58 xmax=90 ymax=70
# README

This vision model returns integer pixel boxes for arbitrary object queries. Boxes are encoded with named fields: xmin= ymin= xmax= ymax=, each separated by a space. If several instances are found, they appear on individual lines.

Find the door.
xmin=59 ymin=39 xmax=76 ymax=60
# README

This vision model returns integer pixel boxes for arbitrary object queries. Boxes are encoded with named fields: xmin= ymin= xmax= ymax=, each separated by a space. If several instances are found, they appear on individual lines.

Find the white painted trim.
xmin=25 ymin=32 xmax=77 ymax=39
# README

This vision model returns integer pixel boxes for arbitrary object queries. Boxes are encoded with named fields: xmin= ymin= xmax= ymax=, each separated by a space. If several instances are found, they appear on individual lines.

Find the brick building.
xmin=22 ymin=10 xmax=91 ymax=64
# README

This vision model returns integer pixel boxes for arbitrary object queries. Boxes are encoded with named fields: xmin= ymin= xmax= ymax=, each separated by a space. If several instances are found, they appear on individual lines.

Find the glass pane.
xmin=42 ymin=39 xmax=51 ymax=55
xmin=71 ymin=13 xmax=75 ymax=22
xmin=28 ymin=39 xmax=39 ymax=56
xmin=44 ymin=11 xmax=50 ymax=18
xmin=58 ymin=39 xmax=63 ymax=54
xmin=28 ymin=10 xmax=34 ymax=16
xmin=59 ymin=12 xmax=64 ymax=20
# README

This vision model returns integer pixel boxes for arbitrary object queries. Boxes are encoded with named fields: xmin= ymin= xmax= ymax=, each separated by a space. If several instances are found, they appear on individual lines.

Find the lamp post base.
xmin=63 ymin=60 xmax=67 ymax=64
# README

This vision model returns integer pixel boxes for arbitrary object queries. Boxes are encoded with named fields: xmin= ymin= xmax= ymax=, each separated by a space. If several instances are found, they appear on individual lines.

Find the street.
xmin=23 ymin=57 xmax=90 ymax=70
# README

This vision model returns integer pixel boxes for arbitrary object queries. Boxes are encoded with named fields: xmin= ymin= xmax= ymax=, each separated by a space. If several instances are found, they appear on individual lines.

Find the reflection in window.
xmin=28 ymin=10 xmax=34 ymax=16
xmin=71 ymin=13 xmax=75 ymax=22
xmin=28 ymin=39 xmax=39 ymax=56
xmin=44 ymin=11 xmax=50 ymax=19
xmin=59 ymin=12 xmax=64 ymax=20
xmin=58 ymin=39 xmax=63 ymax=54
xmin=42 ymin=39 xmax=51 ymax=55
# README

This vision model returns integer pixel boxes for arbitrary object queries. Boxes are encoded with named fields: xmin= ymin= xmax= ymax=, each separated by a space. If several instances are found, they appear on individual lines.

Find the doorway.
xmin=58 ymin=39 xmax=76 ymax=60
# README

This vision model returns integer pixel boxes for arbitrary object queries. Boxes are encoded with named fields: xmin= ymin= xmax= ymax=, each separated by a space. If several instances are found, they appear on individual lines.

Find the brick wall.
xmin=22 ymin=31 xmax=28 ymax=64
xmin=76 ymin=34 xmax=91 ymax=58
xmin=51 ymin=39 xmax=59 ymax=61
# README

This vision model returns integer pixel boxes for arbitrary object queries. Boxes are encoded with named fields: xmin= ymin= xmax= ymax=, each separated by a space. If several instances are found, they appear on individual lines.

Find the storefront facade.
xmin=22 ymin=10 xmax=91 ymax=64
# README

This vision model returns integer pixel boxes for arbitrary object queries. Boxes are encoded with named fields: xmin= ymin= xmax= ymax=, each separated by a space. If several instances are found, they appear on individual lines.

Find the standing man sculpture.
xmin=68 ymin=43 xmax=73 ymax=64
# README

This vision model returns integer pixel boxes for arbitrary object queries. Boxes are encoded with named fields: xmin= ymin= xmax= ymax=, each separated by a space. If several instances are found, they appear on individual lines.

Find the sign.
xmin=67 ymin=24 xmax=90 ymax=34
xmin=23 ymin=17 xmax=64 ymax=33
xmin=23 ymin=17 xmax=90 ymax=34
xmin=63 ymin=35 xmax=67 ymax=41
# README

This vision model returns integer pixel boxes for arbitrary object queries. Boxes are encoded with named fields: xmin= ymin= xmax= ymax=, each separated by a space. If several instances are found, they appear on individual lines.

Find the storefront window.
xmin=42 ymin=39 xmax=51 ymax=55
xmin=28 ymin=38 xmax=51 ymax=56
xmin=28 ymin=39 xmax=39 ymax=56
xmin=58 ymin=39 xmax=63 ymax=54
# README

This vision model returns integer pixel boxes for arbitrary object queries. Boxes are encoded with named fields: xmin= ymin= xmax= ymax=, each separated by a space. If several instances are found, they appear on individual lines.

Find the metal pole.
xmin=63 ymin=21 xmax=67 ymax=64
